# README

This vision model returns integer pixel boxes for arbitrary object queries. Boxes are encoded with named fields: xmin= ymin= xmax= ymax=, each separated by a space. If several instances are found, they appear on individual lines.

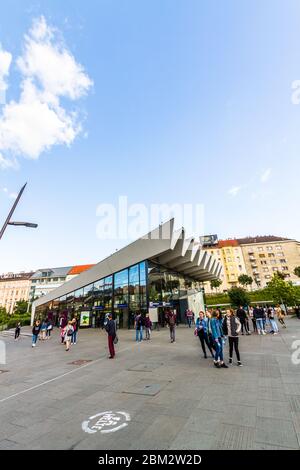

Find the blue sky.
xmin=0 ymin=0 xmax=300 ymax=273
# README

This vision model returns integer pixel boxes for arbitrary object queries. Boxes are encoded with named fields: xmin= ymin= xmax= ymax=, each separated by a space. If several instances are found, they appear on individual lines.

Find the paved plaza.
xmin=0 ymin=318 xmax=300 ymax=450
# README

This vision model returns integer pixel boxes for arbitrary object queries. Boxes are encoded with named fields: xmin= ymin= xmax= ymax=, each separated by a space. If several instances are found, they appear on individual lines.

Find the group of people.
xmin=31 ymin=317 xmax=78 ymax=350
xmin=194 ymin=304 xmax=288 ymax=369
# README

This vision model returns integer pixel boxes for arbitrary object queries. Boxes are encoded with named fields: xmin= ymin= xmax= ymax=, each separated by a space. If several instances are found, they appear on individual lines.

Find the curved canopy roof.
xmin=33 ymin=219 xmax=222 ymax=309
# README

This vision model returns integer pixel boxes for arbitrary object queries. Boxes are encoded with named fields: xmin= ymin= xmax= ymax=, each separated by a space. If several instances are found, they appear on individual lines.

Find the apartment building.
xmin=238 ymin=236 xmax=300 ymax=289
xmin=0 ymin=272 xmax=33 ymax=314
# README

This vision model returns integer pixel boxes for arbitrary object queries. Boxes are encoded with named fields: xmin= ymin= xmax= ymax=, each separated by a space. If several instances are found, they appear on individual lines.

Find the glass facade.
xmin=34 ymin=259 xmax=202 ymax=328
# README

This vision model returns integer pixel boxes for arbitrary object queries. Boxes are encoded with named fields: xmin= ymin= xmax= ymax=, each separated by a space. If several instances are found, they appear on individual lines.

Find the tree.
xmin=266 ymin=274 xmax=298 ymax=306
xmin=13 ymin=300 xmax=29 ymax=316
xmin=238 ymin=274 xmax=253 ymax=290
xmin=210 ymin=279 xmax=223 ymax=293
xmin=228 ymin=287 xmax=250 ymax=307
xmin=294 ymin=266 xmax=300 ymax=278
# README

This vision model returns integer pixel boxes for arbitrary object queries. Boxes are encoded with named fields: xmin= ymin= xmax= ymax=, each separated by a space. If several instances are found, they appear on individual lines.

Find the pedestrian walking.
xmin=64 ymin=321 xmax=74 ymax=351
xmin=195 ymin=311 xmax=214 ymax=359
xmin=210 ymin=311 xmax=228 ymax=368
xmin=144 ymin=313 xmax=152 ymax=340
xmin=134 ymin=312 xmax=143 ymax=342
xmin=32 ymin=320 xmax=41 ymax=347
xmin=185 ymin=309 xmax=194 ymax=328
xmin=165 ymin=309 xmax=177 ymax=343
xmin=276 ymin=305 xmax=287 ymax=328
xmin=236 ymin=306 xmax=250 ymax=335
xmin=14 ymin=322 xmax=21 ymax=341
xmin=222 ymin=309 xmax=243 ymax=366
xmin=105 ymin=313 xmax=116 ymax=358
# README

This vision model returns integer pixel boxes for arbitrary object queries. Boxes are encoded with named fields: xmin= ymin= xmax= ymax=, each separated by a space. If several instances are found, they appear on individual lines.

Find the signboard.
xmin=200 ymin=234 xmax=218 ymax=247
xmin=149 ymin=308 xmax=158 ymax=323
xmin=80 ymin=311 xmax=91 ymax=326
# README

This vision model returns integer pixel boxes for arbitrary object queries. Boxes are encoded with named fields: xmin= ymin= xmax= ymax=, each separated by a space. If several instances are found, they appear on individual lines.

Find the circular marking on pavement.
xmin=82 ymin=411 xmax=131 ymax=434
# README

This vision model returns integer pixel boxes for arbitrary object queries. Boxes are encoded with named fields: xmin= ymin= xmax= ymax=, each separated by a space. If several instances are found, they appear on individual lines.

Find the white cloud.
xmin=0 ymin=45 xmax=12 ymax=101
xmin=0 ymin=16 xmax=92 ymax=169
xmin=228 ymin=186 xmax=242 ymax=197
xmin=261 ymin=168 xmax=272 ymax=183
xmin=9 ymin=192 xmax=17 ymax=199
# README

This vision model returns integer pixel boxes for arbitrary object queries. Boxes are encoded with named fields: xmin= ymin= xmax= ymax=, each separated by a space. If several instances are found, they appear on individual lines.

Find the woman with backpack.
xmin=64 ymin=321 xmax=74 ymax=351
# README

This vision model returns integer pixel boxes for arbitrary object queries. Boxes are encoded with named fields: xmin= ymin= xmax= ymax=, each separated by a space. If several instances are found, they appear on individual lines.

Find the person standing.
xmin=276 ymin=305 xmax=287 ymax=328
xmin=249 ymin=306 xmax=257 ymax=333
xmin=134 ymin=312 xmax=143 ymax=342
xmin=64 ymin=321 xmax=74 ymax=351
xmin=71 ymin=316 xmax=79 ymax=344
xmin=105 ymin=313 xmax=116 ymax=359
xmin=195 ymin=311 xmax=214 ymax=359
xmin=15 ymin=322 xmax=21 ymax=341
xmin=185 ymin=309 xmax=194 ymax=328
xmin=223 ymin=309 xmax=243 ymax=366
xmin=253 ymin=305 xmax=266 ymax=335
xmin=32 ymin=320 xmax=41 ymax=347
xmin=165 ymin=309 xmax=177 ymax=343
xmin=236 ymin=306 xmax=250 ymax=335
xmin=267 ymin=307 xmax=279 ymax=335
xmin=144 ymin=313 xmax=152 ymax=340
xmin=46 ymin=319 xmax=53 ymax=339
xmin=210 ymin=311 xmax=228 ymax=368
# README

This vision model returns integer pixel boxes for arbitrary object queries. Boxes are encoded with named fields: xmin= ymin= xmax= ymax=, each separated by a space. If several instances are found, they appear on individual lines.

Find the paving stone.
xmin=214 ymin=424 xmax=255 ymax=450
xmin=256 ymin=400 xmax=292 ymax=420
xmin=255 ymin=417 xmax=299 ymax=449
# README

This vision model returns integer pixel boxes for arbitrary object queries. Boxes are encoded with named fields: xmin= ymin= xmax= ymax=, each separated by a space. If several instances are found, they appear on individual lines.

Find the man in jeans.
xmin=165 ymin=309 xmax=177 ymax=343
xmin=253 ymin=305 xmax=266 ymax=335
xmin=134 ymin=313 xmax=143 ymax=342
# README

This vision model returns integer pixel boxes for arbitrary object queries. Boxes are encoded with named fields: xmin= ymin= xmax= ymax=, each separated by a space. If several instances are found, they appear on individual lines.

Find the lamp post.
xmin=0 ymin=183 xmax=38 ymax=240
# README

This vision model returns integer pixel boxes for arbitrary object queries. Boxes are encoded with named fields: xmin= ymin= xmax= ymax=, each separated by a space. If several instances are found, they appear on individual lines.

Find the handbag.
xmin=113 ymin=335 xmax=118 ymax=345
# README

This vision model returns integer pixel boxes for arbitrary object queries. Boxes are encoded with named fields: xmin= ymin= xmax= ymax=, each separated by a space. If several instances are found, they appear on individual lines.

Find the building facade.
xmin=29 ymin=265 xmax=94 ymax=303
xmin=238 ymin=236 xmax=300 ymax=289
xmin=203 ymin=235 xmax=300 ymax=292
xmin=32 ymin=220 xmax=222 ymax=328
xmin=204 ymin=240 xmax=247 ymax=292
xmin=0 ymin=272 xmax=33 ymax=314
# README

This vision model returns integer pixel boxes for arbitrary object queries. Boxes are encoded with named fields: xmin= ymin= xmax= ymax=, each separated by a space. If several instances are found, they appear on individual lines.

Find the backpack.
xmin=67 ymin=328 xmax=73 ymax=336
xmin=169 ymin=314 xmax=176 ymax=326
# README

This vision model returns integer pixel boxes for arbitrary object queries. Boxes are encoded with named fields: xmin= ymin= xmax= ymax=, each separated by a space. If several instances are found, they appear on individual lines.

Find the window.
xmin=261 ymin=261 xmax=267 ymax=265
xmin=114 ymin=270 xmax=129 ymax=308
xmin=277 ymin=252 xmax=284 ymax=257
xmin=259 ymin=254 xmax=266 ymax=258
xmin=268 ymin=253 xmax=275 ymax=258
xmin=270 ymin=260 xmax=277 ymax=265
xmin=258 ymin=247 xmax=264 ymax=252
xmin=266 ymin=246 xmax=273 ymax=251
xmin=282 ymin=266 xmax=289 ymax=271
xmin=263 ymin=268 xmax=269 ymax=272
xmin=280 ymin=259 xmax=287 ymax=264
xmin=275 ymin=245 xmax=282 ymax=250
xmin=265 ymin=275 xmax=271 ymax=279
